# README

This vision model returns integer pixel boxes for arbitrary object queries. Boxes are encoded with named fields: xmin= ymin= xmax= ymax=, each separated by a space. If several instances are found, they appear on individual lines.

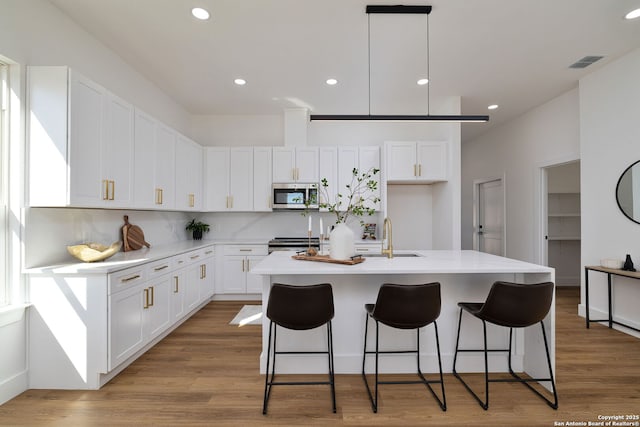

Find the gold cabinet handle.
xmin=103 ymin=180 xmax=109 ymax=200
xmin=109 ymin=180 xmax=115 ymax=200
xmin=200 ymin=264 xmax=206 ymax=279
xmin=230 ymin=195 xmax=233 ymax=209
xmin=149 ymin=286 xmax=154 ymax=307
xmin=143 ymin=288 xmax=149 ymax=309
xmin=190 ymin=255 xmax=200 ymax=260
xmin=121 ymin=274 xmax=140 ymax=283
xmin=240 ymin=249 xmax=252 ymax=252
xmin=154 ymin=265 xmax=169 ymax=271
xmin=242 ymin=259 xmax=245 ymax=272
xmin=418 ymin=164 xmax=422 ymax=177
xmin=413 ymin=164 xmax=417 ymax=177
xmin=246 ymin=259 xmax=250 ymax=271
xmin=189 ymin=193 xmax=195 ymax=208
xmin=155 ymin=188 xmax=163 ymax=205
xmin=174 ymin=276 xmax=179 ymax=293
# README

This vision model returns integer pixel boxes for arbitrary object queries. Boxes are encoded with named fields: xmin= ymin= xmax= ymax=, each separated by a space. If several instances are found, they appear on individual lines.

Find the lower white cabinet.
xmin=184 ymin=248 xmax=215 ymax=310
xmin=28 ymin=243 xmax=216 ymax=390
xmin=108 ymin=271 xmax=172 ymax=370
xmin=221 ymin=245 xmax=267 ymax=294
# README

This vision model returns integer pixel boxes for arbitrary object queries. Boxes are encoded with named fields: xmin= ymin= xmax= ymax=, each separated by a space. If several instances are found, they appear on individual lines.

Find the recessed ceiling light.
xmin=488 ymin=104 xmax=499 ymax=110
xmin=191 ymin=7 xmax=210 ymax=20
xmin=234 ymin=78 xmax=246 ymax=86
xmin=625 ymin=8 xmax=640 ymax=19
xmin=417 ymin=78 xmax=429 ymax=85
xmin=326 ymin=78 xmax=338 ymax=85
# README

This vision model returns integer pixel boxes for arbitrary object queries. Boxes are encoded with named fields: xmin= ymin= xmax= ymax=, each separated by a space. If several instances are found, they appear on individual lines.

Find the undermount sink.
xmin=362 ymin=253 xmax=421 ymax=258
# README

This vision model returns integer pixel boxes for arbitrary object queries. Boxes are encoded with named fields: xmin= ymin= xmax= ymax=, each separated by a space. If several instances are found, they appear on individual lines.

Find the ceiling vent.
xmin=569 ymin=56 xmax=604 ymax=69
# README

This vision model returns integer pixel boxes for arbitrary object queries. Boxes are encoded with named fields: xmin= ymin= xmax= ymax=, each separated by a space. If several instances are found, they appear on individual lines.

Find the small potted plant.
xmin=186 ymin=219 xmax=210 ymax=240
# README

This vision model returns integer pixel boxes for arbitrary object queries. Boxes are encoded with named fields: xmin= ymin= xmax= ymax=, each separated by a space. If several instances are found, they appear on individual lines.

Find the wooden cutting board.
xmin=291 ymin=254 xmax=365 ymax=265
xmin=122 ymin=215 xmax=151 ymax=252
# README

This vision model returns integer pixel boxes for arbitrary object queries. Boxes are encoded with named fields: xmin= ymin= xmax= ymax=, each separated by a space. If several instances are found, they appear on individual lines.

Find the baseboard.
xmin=0 ymin=369 xmax=28 ymax=405
xmin=212 ymin=293 xmax=261 ymax=301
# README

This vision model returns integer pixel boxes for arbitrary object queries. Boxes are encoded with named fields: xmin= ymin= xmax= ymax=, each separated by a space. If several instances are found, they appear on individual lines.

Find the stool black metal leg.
xmin=433 ymin=322 xmax=447 ymax=411
xmin=482 ymin=320 xmax=489 ymax=410
xmin=374 ymin=320 xmax=380 ymax=413
xmin=262 ymin=321 xmax=274 ymax=415
xmin=327 ymin=321 xmax=337 ymax=413
xmin=362 ymin=313 xmax=378 ymax=413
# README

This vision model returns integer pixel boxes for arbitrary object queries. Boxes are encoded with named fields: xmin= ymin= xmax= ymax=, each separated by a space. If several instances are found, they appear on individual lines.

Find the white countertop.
xmin=25 ymin=238 xmax=269 ymax=275
xmin=250 ymin=250 xmax=553 ymax=275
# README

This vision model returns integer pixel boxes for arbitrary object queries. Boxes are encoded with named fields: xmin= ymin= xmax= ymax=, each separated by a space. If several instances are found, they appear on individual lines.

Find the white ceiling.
xmin=48 ymin=0 xmax=640 ymax=142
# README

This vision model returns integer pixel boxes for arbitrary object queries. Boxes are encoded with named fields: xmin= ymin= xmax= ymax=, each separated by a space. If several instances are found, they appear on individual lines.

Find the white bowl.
xmin=600 ymin=259 xmax=623 ymax=269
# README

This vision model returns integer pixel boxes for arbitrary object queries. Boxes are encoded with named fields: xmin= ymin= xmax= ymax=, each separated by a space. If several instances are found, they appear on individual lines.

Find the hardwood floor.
xmin=1 ymin=288 xmax=639 ymax=426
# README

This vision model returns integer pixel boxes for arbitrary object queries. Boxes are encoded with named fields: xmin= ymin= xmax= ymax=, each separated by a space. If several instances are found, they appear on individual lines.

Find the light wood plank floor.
xmin=1 ymin=288 xmax=639 ymax=426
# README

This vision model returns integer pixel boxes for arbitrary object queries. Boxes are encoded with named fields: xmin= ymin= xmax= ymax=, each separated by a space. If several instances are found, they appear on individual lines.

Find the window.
xmin=0 ymin=62 xmax=8 ymax=306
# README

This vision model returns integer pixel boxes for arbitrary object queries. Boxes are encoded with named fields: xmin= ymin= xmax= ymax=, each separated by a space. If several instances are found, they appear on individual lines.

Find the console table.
xmin=584 ymin=266 xmax=640 ymax=332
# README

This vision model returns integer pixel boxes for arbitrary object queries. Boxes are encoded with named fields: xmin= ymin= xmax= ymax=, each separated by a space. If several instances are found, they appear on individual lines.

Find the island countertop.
xmin=250 ymin=249 xmax=553 ymax=276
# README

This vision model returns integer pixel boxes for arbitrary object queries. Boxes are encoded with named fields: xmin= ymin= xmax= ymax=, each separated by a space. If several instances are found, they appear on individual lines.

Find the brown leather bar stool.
xmin=453 ymin=281 xmax=558 ymax=410
xmin=361 ymin=282 xmax=446 ymax=413
xmin=262 ymin=282 xmax=336 ymax=415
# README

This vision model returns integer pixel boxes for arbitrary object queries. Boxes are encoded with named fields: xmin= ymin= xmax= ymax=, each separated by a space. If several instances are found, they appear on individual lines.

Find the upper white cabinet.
xmin=318 ymin=147 xmax=338 ymax=209
xmin=385 ymin=141 xmax=448 ymax=183
xmin=253 ymin=147 xmax=273 ymax=211
xmin=132 ymin=111 xmax=176 ymax=210
xmin=272 ymin=147 xmax=319 ymax=183
xmin=28 ymin=66 xmax=134 ymax=207
xmin=175 ymin=135 xmax=203 ymax=211
xmin=205 ymin=147 xmax=253 ymax=211
xmin=336 ymin=146 xmax=381 ymax=211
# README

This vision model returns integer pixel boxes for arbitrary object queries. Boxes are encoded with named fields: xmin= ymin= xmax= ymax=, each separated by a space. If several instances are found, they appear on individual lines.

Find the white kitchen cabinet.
xmin=386 ymin=141 xmax=448 ymax=183
xmin=132 ymin=109 xmax=176 ymax=210
xmin=205 ymin=147 xmax=253 ymax=211
xmin=175 ymin=135 xmax=203 ymax=211
xmin=253 ymin=147 xmax=273 ymax=211
xmin=28 ymin=66 xmax=134 ymax=208
xmin=221 ymin=245 xmax=268 ymax=294
xmin=108 ymin=262 xmax=172 ymax=370
xmin=319 ymin=147 xmax=338 ymax=209
xmin=336 ymin=146 xmax=381 ymax=211
xmin=184 ymin=248 xmax=215 ymax=310
xmin=272 ymin=147 xmax=319 ymax=183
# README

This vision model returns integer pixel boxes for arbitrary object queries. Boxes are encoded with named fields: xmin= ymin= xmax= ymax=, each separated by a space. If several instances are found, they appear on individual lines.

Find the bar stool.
xmin=361 ymin=282 xmax=446 ymax=413
xmin=262 ymin=282 xmax=336 ymax=415
xmin=453 ymin=281 xmax=558 ymax=410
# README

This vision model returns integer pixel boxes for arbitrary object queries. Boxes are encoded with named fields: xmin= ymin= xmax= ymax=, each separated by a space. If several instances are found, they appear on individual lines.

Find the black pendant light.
xmin=309 ymin=5 xmax=489 ymax=123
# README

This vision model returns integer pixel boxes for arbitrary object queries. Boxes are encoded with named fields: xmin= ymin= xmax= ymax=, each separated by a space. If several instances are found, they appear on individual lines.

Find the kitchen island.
xmin=251 ymin=250 xmax=555 ymax=389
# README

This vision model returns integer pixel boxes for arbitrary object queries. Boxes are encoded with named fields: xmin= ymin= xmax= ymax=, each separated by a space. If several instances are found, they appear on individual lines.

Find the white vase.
xmin=329 ymin=223 xmax=355 ymax=260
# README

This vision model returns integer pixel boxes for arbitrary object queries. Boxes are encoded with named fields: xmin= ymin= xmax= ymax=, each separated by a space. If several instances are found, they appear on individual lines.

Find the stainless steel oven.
xmin=272 ymin=183 xmax=318 ymax=210
xmin=268 ymin=237 xmax=320 ymax=253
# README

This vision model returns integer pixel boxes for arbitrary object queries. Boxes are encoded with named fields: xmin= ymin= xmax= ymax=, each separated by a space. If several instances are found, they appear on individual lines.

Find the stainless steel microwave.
xmin=272 ymin=183 xmax=318 ymax=210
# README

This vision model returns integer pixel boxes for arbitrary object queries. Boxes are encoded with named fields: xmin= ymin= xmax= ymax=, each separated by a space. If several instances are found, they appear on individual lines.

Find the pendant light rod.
xmin=309 ymin=4 xmax=489 ymax=123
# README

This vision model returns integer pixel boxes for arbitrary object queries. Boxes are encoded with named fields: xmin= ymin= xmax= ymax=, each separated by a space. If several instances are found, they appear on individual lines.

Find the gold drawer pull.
xmin=190 ymin=255 xmax=200 ymax=260
xmin=154 ymin=265 xmax=169 ymax=271
xmin=174 ymin=276 xmax=179 ymax=293
xmin=143 ymin=288 xmax=149 ymax=309
xmin=205 ymin=250 xmax=214 ymax=255
xmin=121 ymin=274 xmax=140 ymax=283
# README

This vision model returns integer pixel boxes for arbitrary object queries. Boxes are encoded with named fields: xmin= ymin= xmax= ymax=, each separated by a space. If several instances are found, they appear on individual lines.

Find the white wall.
xmin=461 ymin=88 xmax=580 ymax=262
xmin=580 ymin=47 xmax=640 ymax=335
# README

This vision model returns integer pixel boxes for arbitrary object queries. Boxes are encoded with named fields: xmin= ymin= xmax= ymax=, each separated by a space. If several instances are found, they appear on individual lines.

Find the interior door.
xmin=477 ymin=179 xmax=504 ymax=256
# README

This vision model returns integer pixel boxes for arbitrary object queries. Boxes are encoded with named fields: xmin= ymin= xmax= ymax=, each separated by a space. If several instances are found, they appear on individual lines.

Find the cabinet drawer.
xmin=146 ymin=258 xmax=173 ymax=278
xmin=354 ymin=244 xmax=381 ymax=254
xmin=224 ymin=245 xmax=267 ymax=256
xmin=109 ymin=267 xmax=146 ymax=295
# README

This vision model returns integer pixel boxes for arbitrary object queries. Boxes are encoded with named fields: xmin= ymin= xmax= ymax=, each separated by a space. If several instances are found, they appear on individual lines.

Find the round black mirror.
xmin=616 ymin=160 xmax=640 ymax=224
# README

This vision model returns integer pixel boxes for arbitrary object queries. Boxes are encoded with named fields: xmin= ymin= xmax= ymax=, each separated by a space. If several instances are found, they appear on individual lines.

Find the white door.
xmin=476 ymin=178 xmax=504 ymax=256
xmin=104 ymin=93 xmax=134 ymax=207
xmin=416 ymin=141 xmax=448 ymax=181
xmin=272 ymin=147 xmax=295 ymax=182
xmin=318 ymin=147 xmax=338 ymax=209
xmin=204 ymin=147 xmax=230 ymax=211
xmin=386 ymin=141 xmax=416 ymax=181
xmin=132 ymin=109 xmax=157 ymax=209
xmin=154 ymin=124 xmax=176 ymax=208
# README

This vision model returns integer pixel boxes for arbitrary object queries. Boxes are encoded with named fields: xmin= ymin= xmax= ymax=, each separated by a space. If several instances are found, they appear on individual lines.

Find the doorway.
xmin=543 ymin=161 xmax=581 ymax=286
xmin=473 ymin=177 xmax=505 ymax=256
